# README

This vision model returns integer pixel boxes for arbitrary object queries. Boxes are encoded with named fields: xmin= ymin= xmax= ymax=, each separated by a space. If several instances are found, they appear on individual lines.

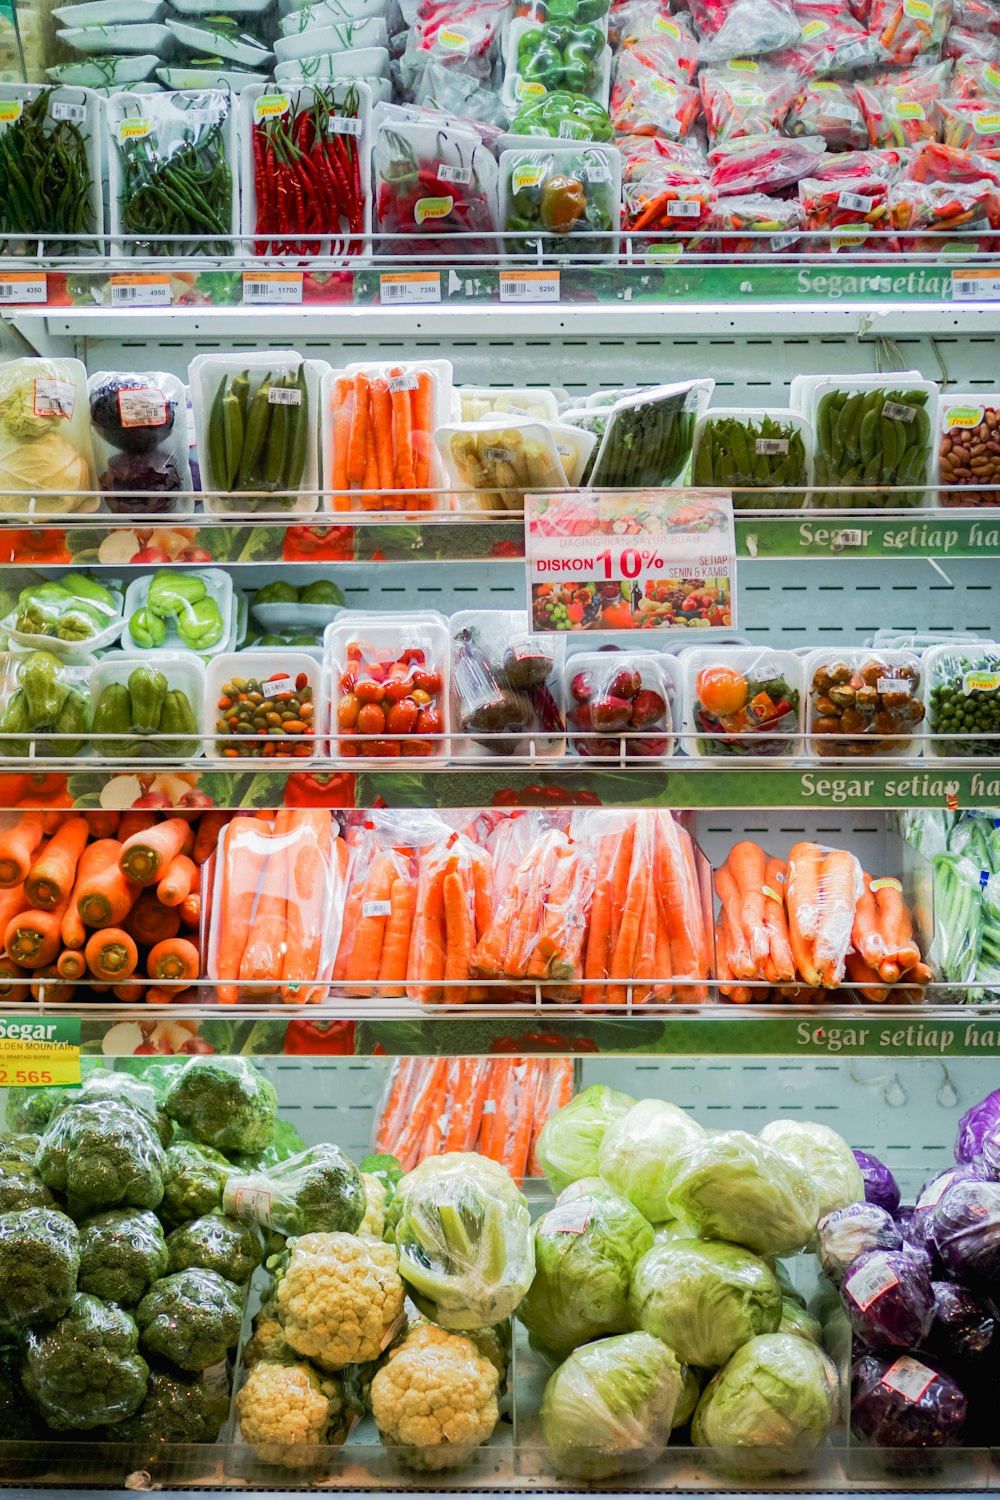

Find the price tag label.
xmin=499 ymin=269 xmax=560 ymax=303
xmin=243 ymin=271 xmax=303 ymax=305
xmin=328 ymin=115 xmax=363 ymax=136
xmin=362 ymin=900 xmax=392 ymax=917
xmin=379 ymin=272 xmax=441 ymax=304
xmin=881 ymin=1357 xmax=935 ymax=1404
xmin=882 ymin=399 xmax=915 ymax=423
xmin=542 ymin=1203 xmax=591 ymax=1234
xmin=0 ymin=1017 xmax=80 ymax=1088
xmin=0 ymin=272 xmax=46 ymax=305
xmin=845 ymin=1256 xmax=899 ymax=1311
xmin=232 ymin=1185 xmax=273 ymax=1226
xmin=268 ymin=385 xmax=302 ymax=406
xmin=526 ymin=488 xmax=736 ymax=633
xmin=52 ymin=101 xmax=86 ymax=123
xmin=109 ymin=273 xmax=172 ymax=307
xmin=953 ymin=268 xmax=1000 ymax=301
xmin=119 ymin=387 xmax=167 ymax=428
xmin=262 ymin=675 xmax=296 ymax=699
xmin=756 ymin=438 xmax=789 ymax=455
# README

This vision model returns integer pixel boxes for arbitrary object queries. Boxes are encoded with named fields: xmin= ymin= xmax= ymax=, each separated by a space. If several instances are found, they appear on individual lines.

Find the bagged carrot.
xmin=281 ymin=812 xmax=346 ymax=1006
xmin=209 ymin=817 xmax=268 ymax=1004
xmin=473 ymin=825 xmax=594 ymax=995
xmin=787 ymin=841 xmax=863 ymax=990
xmin=325 ymin=361 xmax=451 ymax=512
xmin=653 ymin=811 xmax=711 ymax=1002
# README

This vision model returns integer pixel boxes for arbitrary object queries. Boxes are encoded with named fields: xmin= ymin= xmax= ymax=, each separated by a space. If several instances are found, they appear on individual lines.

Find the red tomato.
xmin=355 ymin=680 xmax=386 ymax=704
xmin=416 ymin=706 xmax=443 ymax=735
xmin=357 ymin=702 xmax=386 ymax=735
xmin=386 ymin=698 xmax=419 ymax=735
xmin=412 ymin=669 xmax=443 ymax=695
xmin=337 ymin=694 xmax=360 ymax=729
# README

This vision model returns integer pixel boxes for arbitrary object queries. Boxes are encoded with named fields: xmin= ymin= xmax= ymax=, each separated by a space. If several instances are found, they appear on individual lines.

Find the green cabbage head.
xmin=598 ymin=1099 xmax=705 ymax=1223
xmin=628 ymin=1238 xmax=782 ymax=1368
xmin=535 ymin=1085 xmax=635 ymax=1194
xmin=663 ymin=1130 xmax=819 ymax=1256
xmin=758 ymin=1120 xmax=863 ymax=1223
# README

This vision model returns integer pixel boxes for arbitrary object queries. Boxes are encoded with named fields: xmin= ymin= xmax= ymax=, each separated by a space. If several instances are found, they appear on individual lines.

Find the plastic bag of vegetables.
xmin=88 ymin=371 xmax=191 ymax=517
xmin=0 ymin=357 xmax=95 ymax=515
xmin=386 ymin=1152 xmax=535 ymax=1329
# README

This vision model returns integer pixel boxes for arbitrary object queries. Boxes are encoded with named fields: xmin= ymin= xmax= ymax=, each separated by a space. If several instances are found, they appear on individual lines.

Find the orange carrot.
xmin=815 ymin=849 xmax=863 ymax=988
xmin=392 ymin=1058 xmax=448 ymax=1169
xmin=442 ymin=865 xmax=475 ymax=1004
xmin=126 ymin=890 xmax=181 ymax=947
xmin=179 ymin=890 xmax=200 ymax=930
xmin=362 ymin=417 xmax=379 ymax=503
xmin=763 ymin=857 xmax=796 ymax=983
xmin=388 ymin=367 xmax=416 ymax=492
xmin=119 ymin=818 xmax=190 ymax=887
xmin=0 ymin=884 xmax=30 ymax=939
xmin=24 ymin=817 xmax=88 ymax=910
xmin=0 ymin=813 xmax=45 ymax=888
xmin=62 ymin=839 xmax=120 ymax=949
xmin=730 ymin=840 xmax=769 ymax=976
xmin=281 ymin=816 xmax=337 ymax=1006
xmin=239 ymin=816 xmax=290 ymax=988
xmin=146 ymin=983 xmax=196 ymax=1006
xmin=192 ymin=811 xmax=230 ymax=866
xmin=378 ymin=878 xmax=416 ymax=999
xmin=375 ymin=1059 xmax=422 ymax=1157
xmin=507 ymin=1063 xmax=535 ymax=1182
xmin=148 ymin=937 xmax=200 ymax=984
xmin=607 ymin=849 xmax=648 ymax=1006
xmin=76 ymin=860 xmax=140 ymax=929
xmin=408 ymin=857 xmax=447 ymax=1003
xmin=653 ymin=901 xmax=674 ymax=1004
xmin=470 ymin=847 xmax=494 ymax=941
xmin=215 ymin=819 xmax=265 ymax=1005
xmin=346 ymin=372 xmax=370 ymax=487
xmin=84 ymin=927 xmax=138 ymax=982
xmin=845 ymin=947 xmax=890 ymax=1003
xmin=656 ymin=816 xmax=708 ymax=1000
xmin=346 ymin=851 xmax=396 ymax=990
xmin=6 ymin=900 xmax=68 ymax=969
xmin=851 ymin=872 xmax=885 ymax=972
xmin=332 ymin=376 xmax=353 ymax=503
xmin=30 ymin=966 xmax=75 ymax=1004
xmin=420 ymin=1059 xmax=454 ymax=1159
xmin=583 ymin=832 xmax=618 ymax=1006
xmin=786 ymin=842 xmax=823 ymax=986
xmin=112 ymin=979 xmax=147 ymax=1003
xmin=56 ymin=948 xmax=87 ymax=982
xmin=86 ymin=811 xmax=120 ymax=840
xmin=0 ymin=957 xmax=28 ymax=1004
xmin=117 ymin=811 xmax=159 ymax=844
xmin=411 ymin=371 xmax=435 ymax=506
xmin=527 ymin=844 xmax=587 ymax=985
xmin=14 ymin=804 xmax=68 ymax=834
xmin=157 ymin=853 xmax=198 ymax=908
xmin=873 ymin=878 xmax=920 ymax=980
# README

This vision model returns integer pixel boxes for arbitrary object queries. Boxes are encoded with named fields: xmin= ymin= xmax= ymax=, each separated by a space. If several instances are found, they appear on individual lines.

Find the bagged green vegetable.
xmin=0 ymin=357 xmax=96 ymax=514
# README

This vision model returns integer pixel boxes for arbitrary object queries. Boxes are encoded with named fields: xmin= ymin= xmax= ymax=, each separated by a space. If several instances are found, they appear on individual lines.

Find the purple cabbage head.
xmin=955 ymin=1090 xmax=1000 ymax=1165
xmin=852 ymin=1352 xmax=967 ymax=1451
xmin=922 ymin=1175 xmax=1000 ymax=1289
xmin=925 ymin=1281 xmax=998 ymax=1368
xmin=841 ymin=1248 xmax=935 ymax=1349
xmin=853 ymin=1150 xmax=901 ymax=1216
xmin=818 ymin=1202 xmax=902 ymax=1287
xmin=976 ymin=1118 xmax=1000 ymax=1181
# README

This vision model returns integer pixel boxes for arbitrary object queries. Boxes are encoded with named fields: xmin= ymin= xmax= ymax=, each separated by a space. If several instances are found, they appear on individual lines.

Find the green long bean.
xmin=0 ymin=89 xmax=94 ymax=253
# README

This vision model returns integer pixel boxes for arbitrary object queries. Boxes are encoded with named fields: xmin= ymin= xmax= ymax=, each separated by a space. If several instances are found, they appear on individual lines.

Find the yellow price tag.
xmin=0 ymin=1017 xmax=80 ymax=1088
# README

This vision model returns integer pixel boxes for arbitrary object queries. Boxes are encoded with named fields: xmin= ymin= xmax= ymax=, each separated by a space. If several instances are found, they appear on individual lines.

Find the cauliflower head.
xmin=360 ymin=1174 xmax=388 ymax=1239
xmin=244 ymin=1303 xmax=298 ymax=1368
xmin=166 ymin=1213 xmax=262 ymax=1286
xmin=371 ymin=1324 xmax=500 ymax=1471
xmin=136 ymin=1267 xmax=243 ymax=1372
xmin=276 ymin=1232 xmax=404 ymax=1371
xmin=78 ymin=1208 xmax=168 ymax=1306
xmin=0 ymin=1205 xmax=79 ymax=1326
xmin=237 ymin=1361 xmax=349 ymax=1468
xmin=165 ymin=1058 xmax=277 ymax=1155
xmin=160 ymin=1143 xmax=233 ymax=1227
xmin=22 ymin=1292 xmax=149 ymax=1431
xmin=36 ymin=1099 xmax=165 ymax=1212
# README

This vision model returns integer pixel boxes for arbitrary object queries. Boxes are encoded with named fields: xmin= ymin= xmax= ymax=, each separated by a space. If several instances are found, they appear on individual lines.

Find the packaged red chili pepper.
xmin=945 ymin=25 xmax=1000 ymax=62
xmin=402 ymin=0 xmax=510 ymax=85
xmin=889 ymin=171 xmax=1000 ymax=248
xmin=611 ymin=55 xmax=702 ymax=139
xmin=808 ymin=144 xmax=905 ymax=177
xmin=243 ymin=81 xmax=371 ymax=261
xmin=855 ymin=61 xmax=954 ymax=146
xmin=613 ymin=1 xmax=699 ymax=74
xmin=687 ymin=0 xmax=801 ymax=60
xmin=623 ymin=165 xmax=715 ymax=252
xmin=372 ymin=103 xmax=499 ymax=255
xmin=708 ymin=131 xmax=827 ymax=193
xmin=799 ymin=171 xmax=897 ymax=251
xmin=948 ymin=52 xmax=1000 ymax=97
xmin=774 ymin=0 xmax=879 ymax=75
xmin=618 ymin=131 xmax=708 ymax=180
xmin=786 ymin=79 xmax=869 ymax=148
xmin=709 ymin=192 xmax=804 ymax=255
xmin=905 ymin=136 xmax=1000 ymax=179
xmin=870 ymin=0 xmax=952 ymax=64
xmin=938 ymin=95 xmax=1000 ymax=149
xmin=952 ymin=0 xmax=1000 ymax=28
xmin=699 ymin=60 xmax=797 ymax=147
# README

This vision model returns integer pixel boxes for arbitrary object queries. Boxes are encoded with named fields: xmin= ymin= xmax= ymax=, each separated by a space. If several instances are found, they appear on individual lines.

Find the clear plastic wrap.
xmin=89 ymin=370 xmax=192 ymax=516
xmin=699 ymin=60 xmax=795 ymax=146
xmin=842 ymin=1244 xmax=935 ymax=1346
xmin=956 ymin=1087 xmax=1000 ymax=1161
xmin=504 ymin=19 xmax=611 ymax=109
xmin=589 ymin=380 xmax=712 ymax=485
xmin=534 ymin=1081 xmax=636 ymax=1192
xmin=0 ymin=1206 xmax=79 ymax=1326
xmin=854 ymin=1149 xmax=902 ymax=1213
xmin=23 ymin=1291 xmax=149 ymax=1430
xmin=0 ymin=649 xmax=92 ymax=757
xmin=0 ymin=85 xmax=101 ymax=256
xmin=224 ymin=1142 xmax=365 ymax=1236
xmin=371 ymin=1324 xmax=501 ymax=1470
xmin=684 ymin=645 xmax=803 ymax=758
xmin=618 ymin=130 xmax=708 ymax=179
xmin=926 ymin=640 xmax=1000 ymax=757
xmin=372 ymin=105 xmax=499 ymax=253
xmin=937 ymin=95 xmax=1000 ymax=148
xmin=565 ymin=650 xmax=676 ymax=758
xmin=708 ymin=131 xmax=827 ymax=193
xmin=692 ymin=408 xmax=810 ymax=500
xmin=614 ymin=3 xmax=699 ymax=74
xmin=623 ymin=168 xmax=715 ymax=241
xmin=786 ymin=840 xmax=865 ymax=990
xmin=759 ymin=1118 xmax=863 ymax=1220
xmin=274 ymin=1230 xmax=404 ymax=1369
xmin=628 ymin=1237 xmax=781 ymax=1368
xmin=329 ymin=611 xmax=449 ymax=762
xmin=500 ymin=145 xmax=620 ymax=257
xmin=775 ymin=3 xmax=879 ymax=76
xmin=870 ymin=0 xmax=952 ymax=64
xmin=36 ymin=1098 xmax=166 ymax=1211
xmin=91 ymin=652 xmax=203 ymax=760
xmin=4 ymin=573 xmax=121 ymax=657
xmin=664 ymin=1129 xmax=820 ymax=1255
xmin=165 ymin=1210 xmax=262 ymax=1285
xmin=451 ymin=610 xmax=566 ymax=757
xmin=687 ymin=0 xmax=801 ymax=60
xmin=125 ymin=568 xmax=231 ymax=655
xmin=852 ymin=1352 xmax=967 ymax=1450
xmin=809 ymin=144 xmax=905 ymax=178
xmin=401 ymin=832 xmax=493 ymax=1003
xmin=803 ymin=375 xmax=937 ymax=507
xmin=787 ymin=81 xmax=869 ymax=149
xmin=922 ymin=1172 xmax=1000 ymax=1283
xmin=388 ymin=1152 xmax=534 ymax=1329
xmin=856 ymin=61 xmax=954 ymax=145
xmin=817 ymin=1202 xmax=903 ymax=1285
xmin=806 ymin=650 xmax=925 ymax=756
xmin=136 ymin=1266 xmax=243 ymax=1371
xmin=610 ymin=55 xmax=701 ymax=139
xmin=324 ymin=360 xmax=451 ymax=511
xmin=0 ymin=355 xmax=97 ymax=516
xmin=435 ymin=417 xmax=567 ymax=511
xmin=800 ymin=171 xmax=895 ymax=250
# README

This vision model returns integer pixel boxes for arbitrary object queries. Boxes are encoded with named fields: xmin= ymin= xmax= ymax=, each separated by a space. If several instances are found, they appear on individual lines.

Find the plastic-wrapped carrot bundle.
xmin=652 ymin=810 xmax=711 ymax=1002
xmin=786 ymin=841 xmax=864 ymax=990
xmin=334 ymin=833 xmax=414 ymax=998
xmin=326 ymin=362 xmax=447 ymax=512
xmin=527 ymin=1059 xmax=575 ymax=1177
xmin=406 ymin=831 xmax=493 ymax=1004
xmin=374 ymin=1058 xmax=449 ymax=1169
xmin=851 ymin=872 xmax=922 ymax=983
xmin=473 ymin=825 xmax=594 ymax=996
xmin=583 ymin=814 xmax=638 ymax=1005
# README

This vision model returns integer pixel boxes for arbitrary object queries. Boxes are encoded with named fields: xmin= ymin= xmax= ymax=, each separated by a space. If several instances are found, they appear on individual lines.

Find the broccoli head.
xmin=165 ymin=1058 xmax=277 ymax=1155
xmin=0 ymin=1350 xmax=41 ymax=1443
xmin=160 ymin=1143 xmax=233 ymax=1227
xmin=23 ymin=1292 xmax=149 ymax=1431
xmin=228 ymin=1117 xmax=308 ymax=1174
xmin=112 ymin=1058 xmax=186 ymax=1104
xmin=0 ymin=1163 xmax=56 ymax=1214
xmin=0 ymin=1206 xmax=79 ymax=1326
xmin=243 ymin=1299 xmax=299 ymax=1367
xmin=360 ymin=1154 xmax=404 ymax=1209
xmin=223 ymin=1144 xmax=365 ymax=1239
xmin=166 ymin=1213 xmax=262 ymax=1286
xmin=100 ymin=1367 xmax=226 ymax=1447
xmin=78 ymin=1209 xmax=169 ymax=1307
xmin=48 ymin=1073 xmax=173 ymax=1148
xmin=4 ymin=1085 xmax=68 ymax=1135
xmin=0 ymin=1132 xmax=39 ymax=1165
xmin=136 ymin=1268 xmax=243 ymax=1372
xmin=36 ymin=1100 xmax=165 ymax=1212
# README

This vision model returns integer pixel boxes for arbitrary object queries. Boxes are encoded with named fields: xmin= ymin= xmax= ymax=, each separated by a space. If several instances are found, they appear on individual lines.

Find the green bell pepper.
xmin=19 ymin=652 xmax=69 ymax=727
xmin=93 ymin=683 xmax=132 ymax=759
xmin=159 ymin=690 xmax=198 ymax=757
xmin=128 ymin=665 xmax=168 ymax=735
xmin=147 ymin=571 xmax=208 ymax=619
xmin=511 ymin=90 xmax=612 ymax=140
xmin=176 ymin=597 xmax=224 ymax=651
xmin=520 ymin=40 xmax=564 ymax=86
xmin=129 ymin=608 xmax=167 ymax=650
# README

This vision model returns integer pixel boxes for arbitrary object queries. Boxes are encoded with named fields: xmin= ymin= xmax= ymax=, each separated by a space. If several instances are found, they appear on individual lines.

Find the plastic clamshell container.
xmin=274 ymin=46 xmax=390 ymax=82
xmin=122 ymin=568 xmax=235 ymax=658
xmin=0 ymin=355 xmax=99 ymax=518
xmin=190 ymin=352 xmax=324 ymax=516
xmin=0 ymin=649 xmax=96 ymax=759
xmin=499 ymin=143 xmax=621 ymax=264
xmin=58 ymin=21 xmax=172 ymax=51
xmin=164 ymin=17 xmax=273 ymax=63
xmin=547 ymin=420 xmax=596 ymax=485
xmin=90 ymin=650 xmax=206 ymax=760
xmin=0 ymin=86 xmax=103 ymax=257
xmin=273 ymin=16 xmax=386 ymax=58
xmin=48 ymin=52 xmax=158 ymax=83
xmin=157 ymin=66 xmax=265 ymax=88
xmin=680 ymin=644 xmax=805 ymax=762
xmin=251 ymin=601 xmax=343 ymax=634
xmin=450 ymin=609 xmax=566 ymax=760
xmin=325 ymin=611 xmax=450 ymax=767
xmin=54 ymin=0 xmax=163 ymax=23
xmin=240 ymin=82 xmax=372 ymax=265
xmin=589 ymin=378 xmax=714 ymax=486
xmin=279 ymin=0 xmax=386 ymax=31
xmin=803 ymin=648 xmax=926 ymax=761
xmin=204 ymin=650 xmax=324 ymax=765
xmin=502 ymin=18 xmax=612 ymax=110
xmin=458 ymin=387 xmax=560 ymax=422
xmin=691 ymin=407 xmax=813 ymax=509
xmin=564 ymin=648 xmax=678 ymax=761
xmin=791 ymin=372 xmax=939 ymax=508
xmin=924 ymin=640 xmax=1000 ymax=761
xmin=434 ymin=416 xmax=566 ymax=513
xmin=4 ymin=591 xmax=123 ymax=665
xmin=936 ymin=391 xmax=1000 ymax=507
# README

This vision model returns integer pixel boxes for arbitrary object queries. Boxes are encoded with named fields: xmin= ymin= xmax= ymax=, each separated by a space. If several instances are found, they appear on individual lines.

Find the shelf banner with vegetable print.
xmin=525 ymin=488 xmax=736 ymax=632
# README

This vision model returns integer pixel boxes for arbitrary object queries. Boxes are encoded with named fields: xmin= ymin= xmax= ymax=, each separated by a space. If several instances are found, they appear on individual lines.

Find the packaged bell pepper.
xmin=515 ymin=0 xmax=611 ymax=25
xmin=372 ymin=104 xmax=499 ymax=254
xmin=509 ymin=90 xmax=614 ymax=139
xmin=505 ymin=19 xmax=610 ymax=107
xmin=501 ymin=145 xmax=620 ymax=256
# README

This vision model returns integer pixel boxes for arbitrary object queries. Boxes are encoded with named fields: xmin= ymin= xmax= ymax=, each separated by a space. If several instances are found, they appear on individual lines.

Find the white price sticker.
xmin=269 ymin=385 xmax=302 ymax=406
xmin=109 ymin=274 xmax=171 ymax=307
xmin=262 ymin=676 xmax=296 ymax=699
xmin=362 ymin=900 xmax=392 ymax=917
xmin=379 ymin=272 xmax=441 ymax=304
xmin=835 ymin=39 xmax=867 ymax=62
xmin=118 ymin=387 xmax=167 ymax=428
xmin=438 ymin=162 xmax=472 ymax=184
xmin=883 ymin=399 xmax=916 ymax=423
xmin=876 ymin=675 xmax=912 ymax=695
xmin=202 ymin=1361 xmax=230 ymax=1402
xmin=838 ymin=190 xmax=874 ymax=213
xmin=953 ymin=269 xmax=1000 ymax=301
xmin=0 ymin=273 xmax=46 ymax=305
xmin=243 ymin=272 xmax=303 ymax=305
xmin=33 ymin=378 xmax=75 ymax=419
xmin=484 ymin=447 xmax=517 ymax=463
xmin=822 ymin=100 xmax=860 ymax=123
xmin=499 ymin=270 xmax=559 ymax=302
xmin=51 ymin=101 xmax=86 ymax=123
xmin=233 ymin=1185 xmax=273 ymax=1226
xmin=328 ymin=114 xmax=363 ymax=136
xmin=845 ymin=1256 xmax=900 ymax=1311
xmin=755 ymin=438 xmax=789 ymax=455
xmin=916 ymin=1169 xmax=955 ymax=1209
xmin=542 ymin=1202 xmax=591 ymax=1234
xmin=881 ymin=1357 xmax=935 ymax=1404
xmin=666 ymin=198 xmax=701 ymax=218
xmin=388 ymin=373 xmax=419 ymax=393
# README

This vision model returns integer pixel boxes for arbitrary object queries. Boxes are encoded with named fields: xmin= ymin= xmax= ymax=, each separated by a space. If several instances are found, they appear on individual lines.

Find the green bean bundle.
xmin=114 ymin=93 xmax=233 ymax=257
xmin=0 ymin=90 xmax=95 ymax=253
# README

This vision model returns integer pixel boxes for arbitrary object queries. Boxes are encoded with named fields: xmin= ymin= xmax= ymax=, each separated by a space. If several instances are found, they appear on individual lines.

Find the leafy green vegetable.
xmin=598 ymin=1099 xmax=705 ymax=1223
xmin=628 ymin=1239 xmax=782 ymax=1368
xmin=23 ymin=1292 xmax=148 ymax=1431
xmin=663 ymin=1130 xmax=820 ymax=1257
xmin=534 ymin=1084 xmax=635 ymax=1193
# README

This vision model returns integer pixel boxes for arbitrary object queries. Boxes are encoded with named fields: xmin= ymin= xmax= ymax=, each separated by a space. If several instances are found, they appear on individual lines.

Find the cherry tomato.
xmin=339 ymin=671 xmax=356 ymax=693
xmin=383 ymin=677 xmax=414 ymax=703
xmin=370 ymin=739 xmax=402 ymax=757
xmin=412 ymin=669 xmax=442 ymax=694
xmin=386 ymin=698 xmax=419 ymax=735
xmin=337 ymin=693 xmax=360 ymax=729
xmin=357 ymin=702 xmax=386 ymax=735
xmin=355 ymin=680 xmax=386 ymax=705
xmin=416 ymin=706 xmax=443 ymax=735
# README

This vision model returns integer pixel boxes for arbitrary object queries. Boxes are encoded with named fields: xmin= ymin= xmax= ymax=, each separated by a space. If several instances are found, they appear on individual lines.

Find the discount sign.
xmin=525 ymin=489 xmax=736 ymax=632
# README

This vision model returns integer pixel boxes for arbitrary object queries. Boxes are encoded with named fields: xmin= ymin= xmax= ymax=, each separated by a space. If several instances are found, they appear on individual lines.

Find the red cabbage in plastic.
xmin=853 ymin=1150 xmax=901 ymax=1215
xmin=852 ymin=1352 xmax=967 ymax=1450
xmin=923 ymin=1175 xmax=1000 ymax=1288
xmin=976 ymin=1118 xmax=1000 ymax=1181
xmin=909 ymin=1167 xmax=983 ymax=1254
xmin=955 ymin=1089 xmax=1000 ymax=1165
xmin=841 ymin=1248 xmax=934 ymax=1349
xmin=818 ymin=1203 xmax=902 ymax=1287
xmin=925 ymin=1281 xmax=997 ymax=1367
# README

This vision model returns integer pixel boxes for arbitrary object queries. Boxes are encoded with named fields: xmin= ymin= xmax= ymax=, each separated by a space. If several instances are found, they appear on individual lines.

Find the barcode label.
xmin=542 ymin=1202 xmax=590 ymax=1234
xmin=838 ymin=190 xmax=873 ymax=213
xmin=835 ymin=38 xmax=867 ymax=62
xmin=770 ymin=232 xmax=798 ymax=250
xmin=822 ymin=100 xmax=859 ymax=121
xmin=438 ymin=162 xmax=472 ymax=184
xmin=380 ymin=273 xmax=441 ymax=304
xmin=109 ymin=274 xmax=171 ymax=306
xmin=52 ymin=101 xmax=85 ymax=123
xmin=484 ymin=447 xmax=516 ymax=462
xmin=119 ymin=387 xmax=167 ymax=428
xmin=667 ymin=198 xmax=701 ymax=218
xmin=883 ymin=399 xmax=916 ymax=423
xmin=754 ymin=665 xmax=779 ymax=681
xmin=269 ymin=385 xmax=302 ymax=405
xmin=882 ymin=1357 xmax=935 ymax=1404
xmin=233 ymin=1185 xmax=273 ymax=1226
xmin=499 ymin=270 xmax=559 ymax=302
xmin=362 ymin=900 xmax=392 ymax=917
xmin=262 ymin=676 xmax=294 ymax=699
xmin=388 ymin=373 xmax=419 ymax=393
xmin=33 ymin=378 xmax=74 ymax=419
xmin=0 ymin=274 xmax=46 ymax=304
xmin=953 ymin=270 xmax=1000 ymax=300
xmin=202 ymin=1361 xmax=229 ymax=1401
xmin=586 ymin=163 xmax=611 ymax=182
xmin=756 ymin=437 xmax=789 ymax=455
xmin=916 ymin=1169 xmax=955 ymax=1209
xmin=877 ymin=675 xmax=912 ymax=694
xmin=845 ymin=1256 xmax=900 ymax=1310
xmin=838 ymin=529 xmax=864 ymax=545
xmin=243 ymin=272 xmax=303 ymax=305
xmin=328 ymin=114 xmax=362 ymax=136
